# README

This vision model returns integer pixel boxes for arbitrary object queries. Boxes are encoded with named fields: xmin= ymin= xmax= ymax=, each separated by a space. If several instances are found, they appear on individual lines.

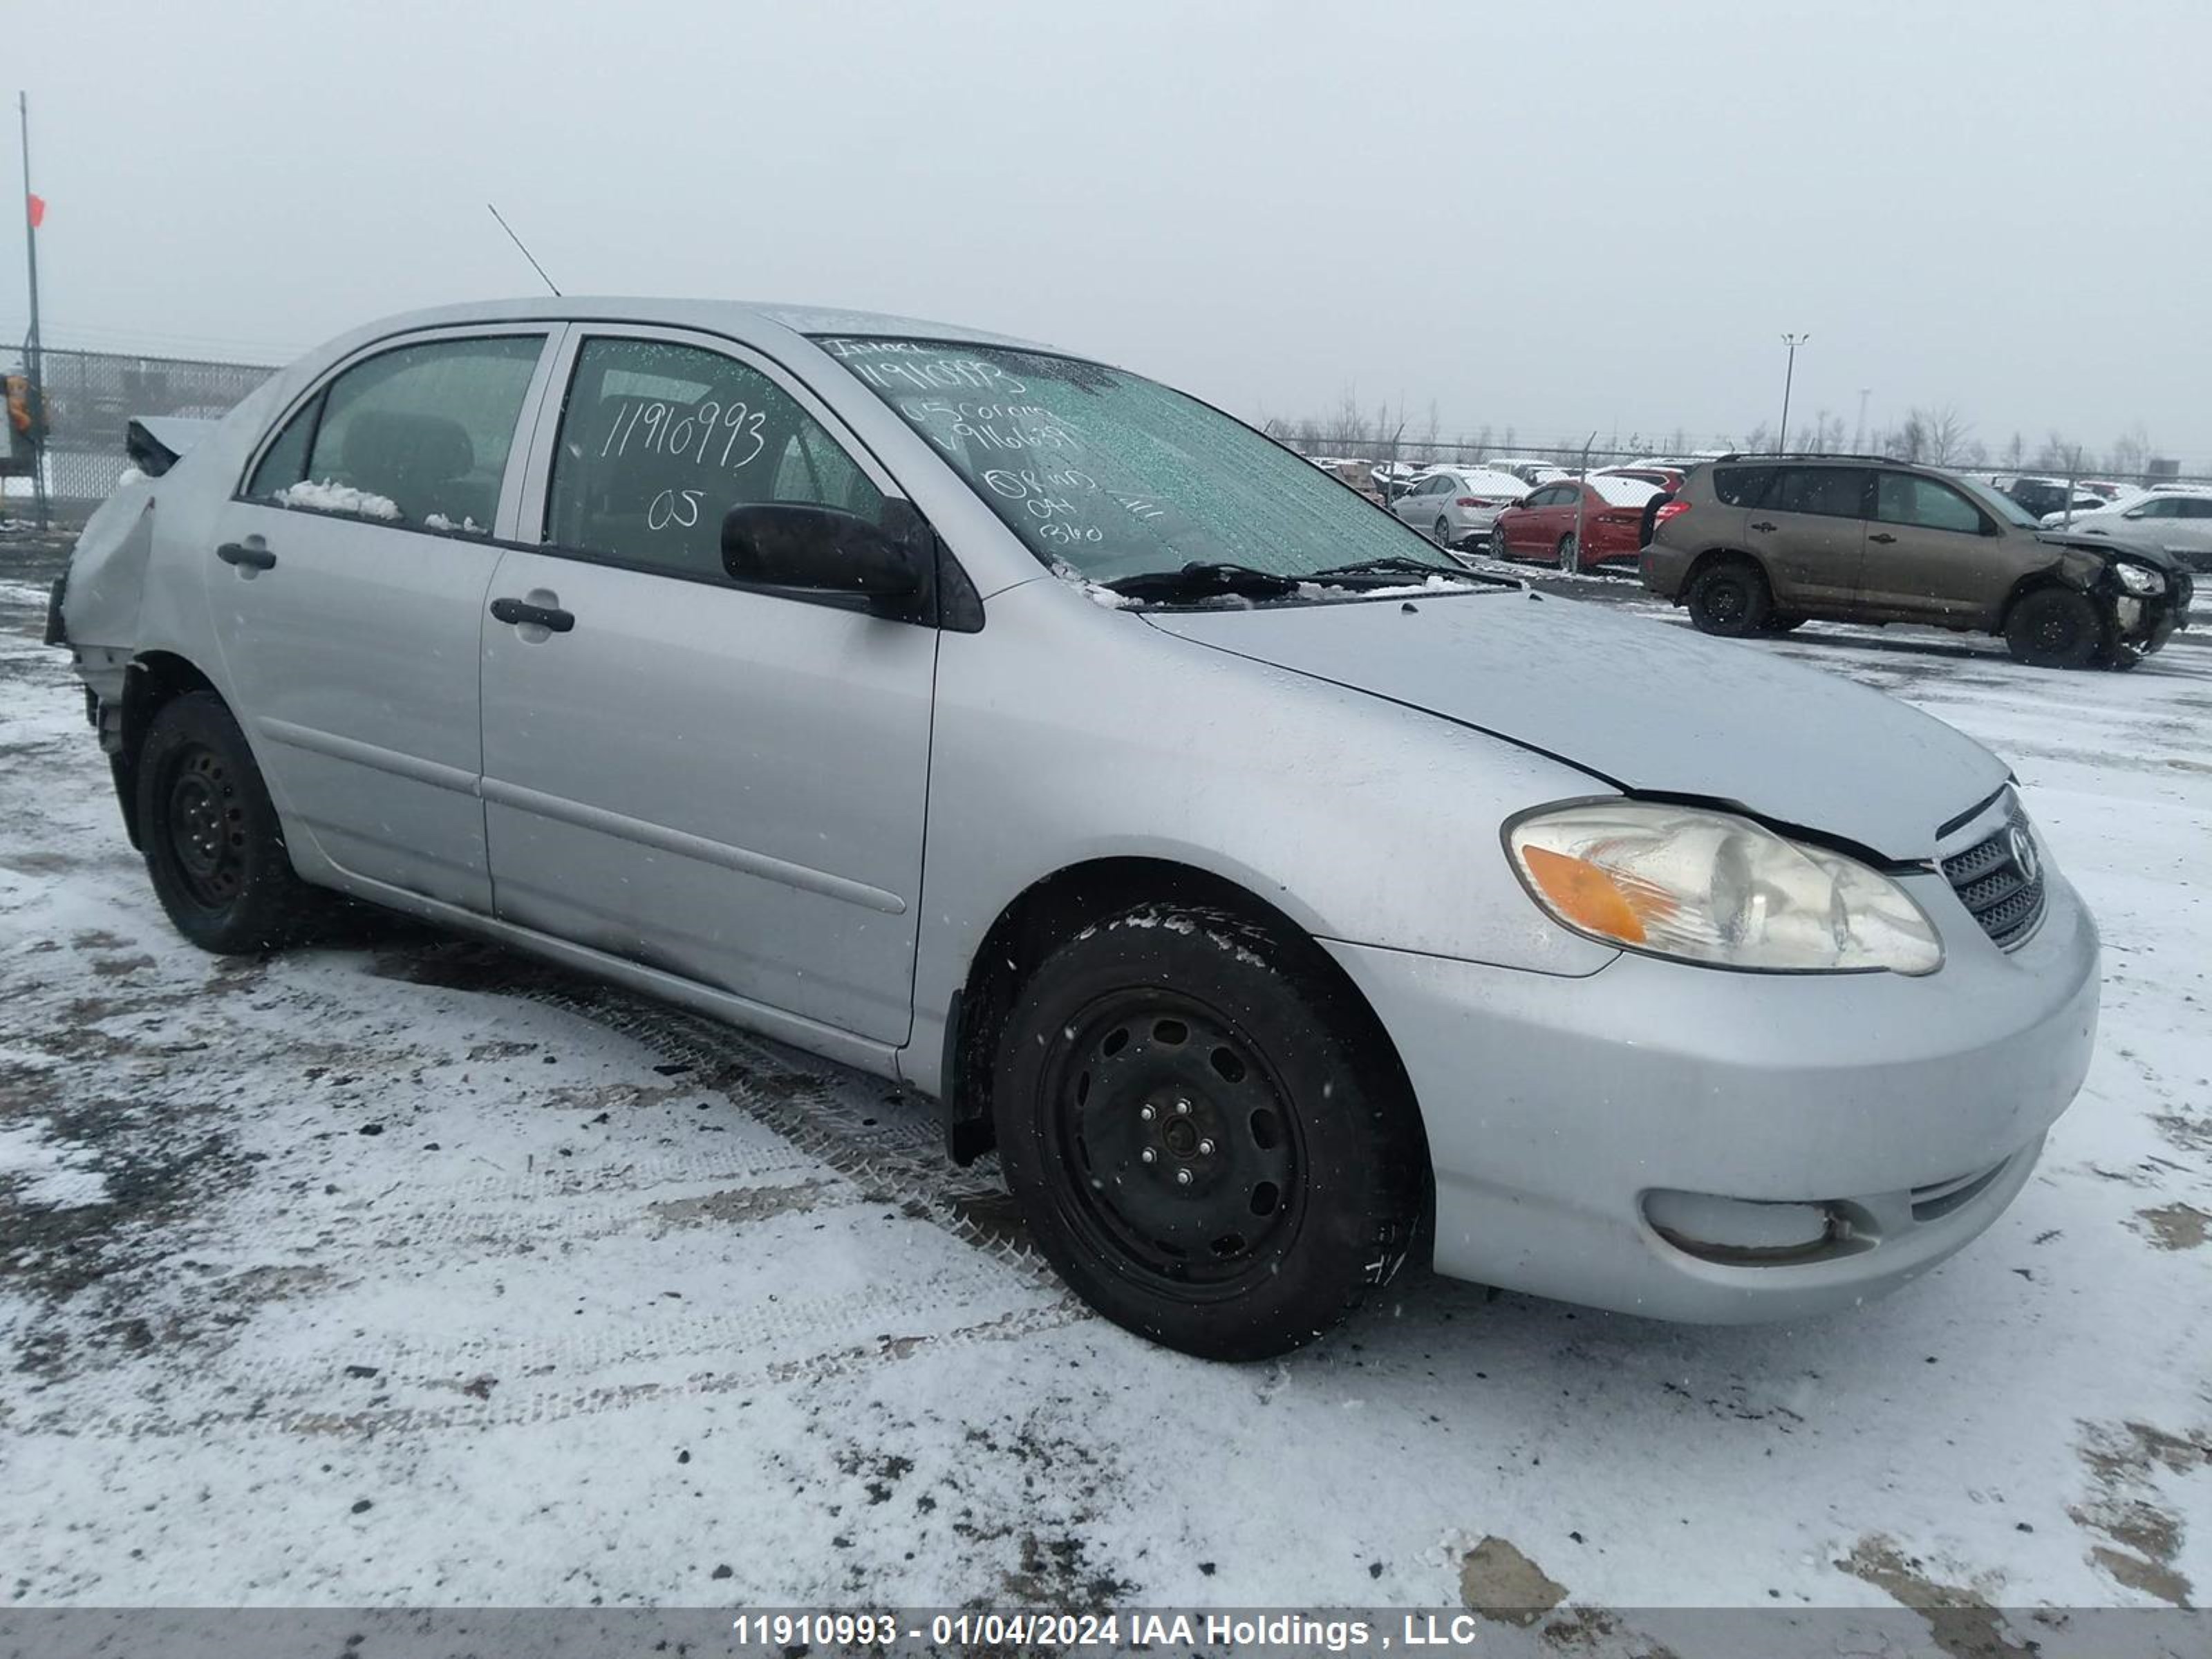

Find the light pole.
xmin=1777 ymin=332 xmax=1808 ymax=453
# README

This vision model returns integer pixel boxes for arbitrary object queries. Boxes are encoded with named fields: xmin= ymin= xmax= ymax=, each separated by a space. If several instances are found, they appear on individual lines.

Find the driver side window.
xmin=1877 ymin=473 xmax=1987 ymax=534
xmin=544 ymin=337 xmax=886 ymax=582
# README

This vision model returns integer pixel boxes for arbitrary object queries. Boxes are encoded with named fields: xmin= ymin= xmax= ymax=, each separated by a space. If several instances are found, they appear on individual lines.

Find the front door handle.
xmin=216 ymin=541 xmax=276 ymax=571
xmin=1749 ymin=520 xmax=1776 ymax=533
xmin=1868 ymin=532 xmax=1897 ymax=544
xmin=489 ymin=596 xmax=576 ymax=633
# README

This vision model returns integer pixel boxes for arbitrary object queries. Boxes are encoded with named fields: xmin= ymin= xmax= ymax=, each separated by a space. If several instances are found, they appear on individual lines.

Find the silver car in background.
xmin=1387 ymin=465 xmax=1529 ymax=549
xmin=52 ymin=299 xmax=2100 ymax=1360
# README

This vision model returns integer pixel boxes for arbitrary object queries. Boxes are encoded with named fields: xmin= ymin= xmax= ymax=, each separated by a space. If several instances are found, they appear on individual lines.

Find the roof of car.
xmin=330 ymin=297 xmax=1054 ymax=355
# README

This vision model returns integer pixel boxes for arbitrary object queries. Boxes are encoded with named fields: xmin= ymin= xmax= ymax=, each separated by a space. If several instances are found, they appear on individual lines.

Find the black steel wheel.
xmin=1040 ymin=991 xmax=1302 ymax=1295
xmin=139 ymin=691 xmax=330 ymax=953
xmin=1685 ymin=557 xmax=1773 ymax=637
xmin=2004 ymin=587 xmax=2103 ymax=669
xmin=993 ymin=904 xmax=1425 ymax=1360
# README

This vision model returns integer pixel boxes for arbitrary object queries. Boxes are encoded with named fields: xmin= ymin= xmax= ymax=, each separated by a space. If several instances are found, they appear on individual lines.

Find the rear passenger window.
xmin=1771 ymin=467 xmax=1867 ymax=519
xmin=545 ymin=337 xmax=886 ymax=582
xmin=1709 ymin=465 xmax=1776 ymax=507
xmin=1876 ymin=474 xmax=1987 ymax=534
xmin=250 ymin=335 xmax=543 ymax=530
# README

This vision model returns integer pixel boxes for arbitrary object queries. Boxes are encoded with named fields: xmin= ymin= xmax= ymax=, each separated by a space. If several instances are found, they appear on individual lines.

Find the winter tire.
xmin=2003 ymin=588 xmax=2103 ymax=669
xmin=992 ymin=903 xmax=1424 ymax=1361
xmin=1685 ymin=558 xmax=1774 ymax=637
xmin=138 ymin=691 xmax=330 ymax=953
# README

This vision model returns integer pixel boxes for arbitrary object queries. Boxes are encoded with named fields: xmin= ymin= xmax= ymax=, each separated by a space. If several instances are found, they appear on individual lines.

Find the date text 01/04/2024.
xmin=724 ymin=1611 xmax=1520 ymax=1651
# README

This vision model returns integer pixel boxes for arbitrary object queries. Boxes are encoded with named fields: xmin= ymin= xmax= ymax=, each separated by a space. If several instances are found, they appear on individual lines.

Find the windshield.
xmin=814 ymin=337 xmax=1461 ymax=585
xmin=1951 ymin=474 xmax=2045 ymax=529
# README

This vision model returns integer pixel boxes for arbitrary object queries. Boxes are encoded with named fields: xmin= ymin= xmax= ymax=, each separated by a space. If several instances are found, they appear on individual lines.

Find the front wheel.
xmin=991 ymin=905 xmax=1425 ymax=1361
xmin=2004 ymin=588 xmax=2103 ymax=668
xmin=138 ymin=691 xmax=330 ymax=953
xmin=1490 ymin=527 xmax=1510 ymax=561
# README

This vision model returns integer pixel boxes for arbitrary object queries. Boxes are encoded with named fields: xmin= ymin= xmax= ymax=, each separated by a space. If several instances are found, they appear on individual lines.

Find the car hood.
xmin=2036 ymin=530 xmax=2186 ymax=574
xmin=1141 ymin=590 xmax=2009 ymax=863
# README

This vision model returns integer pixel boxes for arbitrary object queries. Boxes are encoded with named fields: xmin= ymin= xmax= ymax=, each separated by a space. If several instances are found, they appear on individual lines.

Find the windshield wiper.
xmin=1306 ymin=555 xmax=1469 ymax=583
xmin=1098 ymin=561 xmax=1301 ymax=602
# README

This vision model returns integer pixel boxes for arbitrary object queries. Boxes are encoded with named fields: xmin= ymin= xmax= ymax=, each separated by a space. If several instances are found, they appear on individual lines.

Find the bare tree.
xmin=2002 ymin=431 xmax=2026 ymax=469
xmin=1326 ymin=384 xmax=1371 ymax=456
xmin=2107 ymin=424 xmax=2153 ymax=481
xmin=1910 ymin=404 xmax=1973 ymax=465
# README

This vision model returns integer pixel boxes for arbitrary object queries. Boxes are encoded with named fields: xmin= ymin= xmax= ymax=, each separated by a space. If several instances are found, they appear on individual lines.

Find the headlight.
xmin=1507 ymin=802 xmax=1942 ymax=975
xmin=2113 ymin=562 xmax=2163 ymax=595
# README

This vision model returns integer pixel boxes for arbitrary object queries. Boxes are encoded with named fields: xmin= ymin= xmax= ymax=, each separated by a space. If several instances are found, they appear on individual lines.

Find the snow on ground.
xmin=1 ymin=563 xmax=2207 ymax=1630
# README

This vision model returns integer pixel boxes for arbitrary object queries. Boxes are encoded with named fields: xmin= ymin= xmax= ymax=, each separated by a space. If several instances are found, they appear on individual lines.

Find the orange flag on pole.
xmin=26 ymin=194 xmax=46 ymax=229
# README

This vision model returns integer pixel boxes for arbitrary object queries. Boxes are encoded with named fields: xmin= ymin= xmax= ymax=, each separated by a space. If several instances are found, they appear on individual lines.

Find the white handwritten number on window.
xmin=600 ymin=399 xmax=768 ymax=470
xmin=648 ymin=489 xmax=704 ymax=532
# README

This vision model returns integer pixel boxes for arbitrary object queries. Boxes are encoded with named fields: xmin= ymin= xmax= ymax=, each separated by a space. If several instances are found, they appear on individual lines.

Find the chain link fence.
xmin=2 ymin=346 xmax=276 ymax=525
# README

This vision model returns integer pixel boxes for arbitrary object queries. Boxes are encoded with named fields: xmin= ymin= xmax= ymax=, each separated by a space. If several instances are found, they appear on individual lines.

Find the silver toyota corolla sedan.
xmin=49 ymin=299 xmax=2100 ymax=1360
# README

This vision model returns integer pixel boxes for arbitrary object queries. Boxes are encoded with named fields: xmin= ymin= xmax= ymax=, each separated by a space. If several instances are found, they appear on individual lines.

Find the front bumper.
xmin=1327 ymin=867 xmax=2100 ymax=1323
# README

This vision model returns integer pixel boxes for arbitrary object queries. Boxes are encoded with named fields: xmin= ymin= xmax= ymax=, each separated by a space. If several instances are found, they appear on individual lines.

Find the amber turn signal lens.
xmin=1518 ymin=845 xmax=1649 ymax=945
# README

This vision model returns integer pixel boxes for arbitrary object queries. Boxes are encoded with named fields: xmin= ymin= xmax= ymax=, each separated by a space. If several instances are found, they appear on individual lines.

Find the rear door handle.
xmin=489 ymin=596 xmax=576 ymax=633
xmin=1868 ymin=532 xmax=1897 ymax=544
xmin=1750 ymin=521 xmax=1776 ymax=533
xmin=216 ymin=541 xmax=276 ymax=570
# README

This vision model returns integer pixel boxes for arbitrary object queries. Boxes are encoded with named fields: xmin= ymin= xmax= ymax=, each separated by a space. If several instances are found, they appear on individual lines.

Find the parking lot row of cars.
xmin=1313 ymin=449 xmax=2212 ymax=585
xmin=1300 ymin=447 xmax=2202 ymax=671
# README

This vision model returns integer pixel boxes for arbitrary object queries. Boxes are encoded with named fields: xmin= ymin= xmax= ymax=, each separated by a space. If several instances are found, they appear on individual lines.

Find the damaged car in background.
xmin=49 ymin=299 xmax=2101 ymax=1359
xmin=1642 ymin=454 xmax=2193 ymax=666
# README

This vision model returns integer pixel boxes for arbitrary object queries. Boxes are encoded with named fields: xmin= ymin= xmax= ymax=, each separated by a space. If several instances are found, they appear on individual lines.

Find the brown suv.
xmin=1642 ymin=456 xmax=2193 ymax=668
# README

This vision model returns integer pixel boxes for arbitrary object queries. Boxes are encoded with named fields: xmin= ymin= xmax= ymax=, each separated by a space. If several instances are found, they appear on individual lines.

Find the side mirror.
xmin=722 ymin=503 xmax=924 ymax=608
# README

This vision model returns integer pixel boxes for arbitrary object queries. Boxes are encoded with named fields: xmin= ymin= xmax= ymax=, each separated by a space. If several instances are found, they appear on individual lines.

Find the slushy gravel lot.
xmin=2 ymin=543 xmax=2206 ymax=1627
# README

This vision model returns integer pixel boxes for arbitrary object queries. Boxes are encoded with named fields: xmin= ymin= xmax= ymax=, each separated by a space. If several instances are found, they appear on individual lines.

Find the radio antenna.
xmin=487 ymin=201 xmax=561 ymax=297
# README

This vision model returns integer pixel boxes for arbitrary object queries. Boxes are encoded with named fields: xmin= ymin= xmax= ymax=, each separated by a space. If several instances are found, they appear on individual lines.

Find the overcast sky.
xmin=9 ymin=0 xmax=2210 ymax=460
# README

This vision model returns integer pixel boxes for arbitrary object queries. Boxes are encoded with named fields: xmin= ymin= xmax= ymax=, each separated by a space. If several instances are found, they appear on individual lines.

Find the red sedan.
xmin=1490 ymin=474 xmax=1664 ymax=572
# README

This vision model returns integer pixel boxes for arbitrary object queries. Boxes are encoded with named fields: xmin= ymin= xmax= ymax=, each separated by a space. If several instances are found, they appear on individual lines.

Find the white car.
xmin=1483 ymin=458 xmax=1573 ymax=487
xmin=1388 ymin=466 xmax=1530 ymax=548
xmin=2042 ymin=491 xmax=2212 ymax=572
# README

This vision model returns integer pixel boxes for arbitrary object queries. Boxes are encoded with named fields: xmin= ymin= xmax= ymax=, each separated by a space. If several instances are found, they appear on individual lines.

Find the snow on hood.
xmin=1141 ymin=592 xmax=2009 ymax=862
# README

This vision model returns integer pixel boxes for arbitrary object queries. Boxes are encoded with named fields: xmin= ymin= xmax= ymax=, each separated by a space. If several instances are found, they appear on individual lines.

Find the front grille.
xmin=1940 ymin=800 xmax=2047 ymax=950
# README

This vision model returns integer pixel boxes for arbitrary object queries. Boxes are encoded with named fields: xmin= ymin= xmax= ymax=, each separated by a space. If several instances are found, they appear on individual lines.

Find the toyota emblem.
xmin=2007 ymin=824 xmax=2041 ymax=885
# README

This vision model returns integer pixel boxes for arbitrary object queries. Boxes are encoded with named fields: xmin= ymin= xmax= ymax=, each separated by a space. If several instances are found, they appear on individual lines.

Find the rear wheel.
xmin=1433 ymin=515 xmax=1453 ymax=547
xmin=1556 ymin=534 xmax=1579 ymax=573
xmin=991 ymin=904 xmax=1424 ymax=1360
xmin=1685 ymin=557 xmax=1773 ymax=637
xmin=138 ymin=691 xmax=330 ymax=953
xmin=2003 ymin=587 xmax=2103 ymax=668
